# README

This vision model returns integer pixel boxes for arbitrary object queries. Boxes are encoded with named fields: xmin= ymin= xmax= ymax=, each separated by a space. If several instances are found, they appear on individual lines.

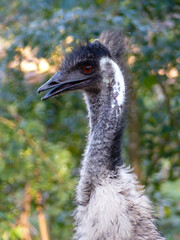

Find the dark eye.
xmin=82 ymin=65 xmax=93 ymax=74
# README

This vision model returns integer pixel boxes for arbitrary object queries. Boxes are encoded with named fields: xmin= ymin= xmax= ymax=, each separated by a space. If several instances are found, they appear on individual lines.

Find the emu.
xmin=38 ymin=31 xmax=165 ymax=240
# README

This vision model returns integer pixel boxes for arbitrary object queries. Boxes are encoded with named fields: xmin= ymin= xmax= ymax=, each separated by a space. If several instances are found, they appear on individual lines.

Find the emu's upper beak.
xmin=37 ymin=71 xmax=88 ymax=100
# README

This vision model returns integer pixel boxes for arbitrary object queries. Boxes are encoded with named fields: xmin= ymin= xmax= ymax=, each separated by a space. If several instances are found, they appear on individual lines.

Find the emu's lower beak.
xmin=37 ymin=71 xmax=87 ymax=100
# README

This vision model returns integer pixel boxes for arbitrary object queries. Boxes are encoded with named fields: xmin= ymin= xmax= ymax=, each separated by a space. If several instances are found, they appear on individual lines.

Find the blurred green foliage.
xmin=0 ymin=0 xmax=180 ymax=239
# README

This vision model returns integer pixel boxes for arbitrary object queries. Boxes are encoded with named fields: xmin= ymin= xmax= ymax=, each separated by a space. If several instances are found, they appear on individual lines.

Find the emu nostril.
xmin=48 ymin=81 xmax=59 ymax=86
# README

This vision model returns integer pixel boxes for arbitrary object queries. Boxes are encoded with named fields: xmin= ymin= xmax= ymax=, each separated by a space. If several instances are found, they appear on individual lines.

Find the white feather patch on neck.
xmin=100 ymin=57 xmax=125 ymax=110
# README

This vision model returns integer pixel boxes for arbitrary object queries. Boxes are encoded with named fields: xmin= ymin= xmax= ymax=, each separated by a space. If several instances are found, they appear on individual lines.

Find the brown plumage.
xmin=38 ymin=30 xmax=165 ymax=240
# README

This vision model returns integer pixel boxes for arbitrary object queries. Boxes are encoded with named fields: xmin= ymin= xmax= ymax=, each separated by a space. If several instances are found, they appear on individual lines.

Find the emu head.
xmin=38 ymin=31 xmax=126 ymax=103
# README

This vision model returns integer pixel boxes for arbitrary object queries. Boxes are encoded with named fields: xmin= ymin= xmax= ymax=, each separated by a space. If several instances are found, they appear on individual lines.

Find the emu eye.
xmin=82 ymin=65 xmax=93 ymax=74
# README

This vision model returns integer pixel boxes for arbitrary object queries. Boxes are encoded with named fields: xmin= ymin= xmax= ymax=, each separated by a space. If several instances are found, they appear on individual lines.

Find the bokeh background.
xmin=0 ymin=0 xmax=180 ymax=239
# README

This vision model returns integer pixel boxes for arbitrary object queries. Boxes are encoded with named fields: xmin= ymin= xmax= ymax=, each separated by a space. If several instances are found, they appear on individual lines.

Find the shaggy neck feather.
xmin=83 ymin=57 xmax=125 ymax=179
xmin=74 ymin=57 xmax=165 ymax=240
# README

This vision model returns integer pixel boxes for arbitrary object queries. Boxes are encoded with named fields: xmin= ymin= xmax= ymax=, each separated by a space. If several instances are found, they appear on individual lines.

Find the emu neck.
xmin=83 ymin=58 xmax=126 ymax=178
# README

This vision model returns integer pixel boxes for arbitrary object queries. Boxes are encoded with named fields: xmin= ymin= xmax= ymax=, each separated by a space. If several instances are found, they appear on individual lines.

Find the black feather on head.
xmin=60 ymin=41 xmax=111 ymax=71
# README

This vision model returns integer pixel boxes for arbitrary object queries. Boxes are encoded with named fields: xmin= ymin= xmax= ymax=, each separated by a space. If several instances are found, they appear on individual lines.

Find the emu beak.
xmin=37 ymin=71 xmax=88 ymax=100
xmin=37 ymin=71 xmax=63 ymax=100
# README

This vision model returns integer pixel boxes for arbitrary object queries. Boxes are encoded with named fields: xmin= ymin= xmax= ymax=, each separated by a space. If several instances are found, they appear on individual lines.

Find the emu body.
xmin=38 ymin=31 xmax=165 ymax=240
